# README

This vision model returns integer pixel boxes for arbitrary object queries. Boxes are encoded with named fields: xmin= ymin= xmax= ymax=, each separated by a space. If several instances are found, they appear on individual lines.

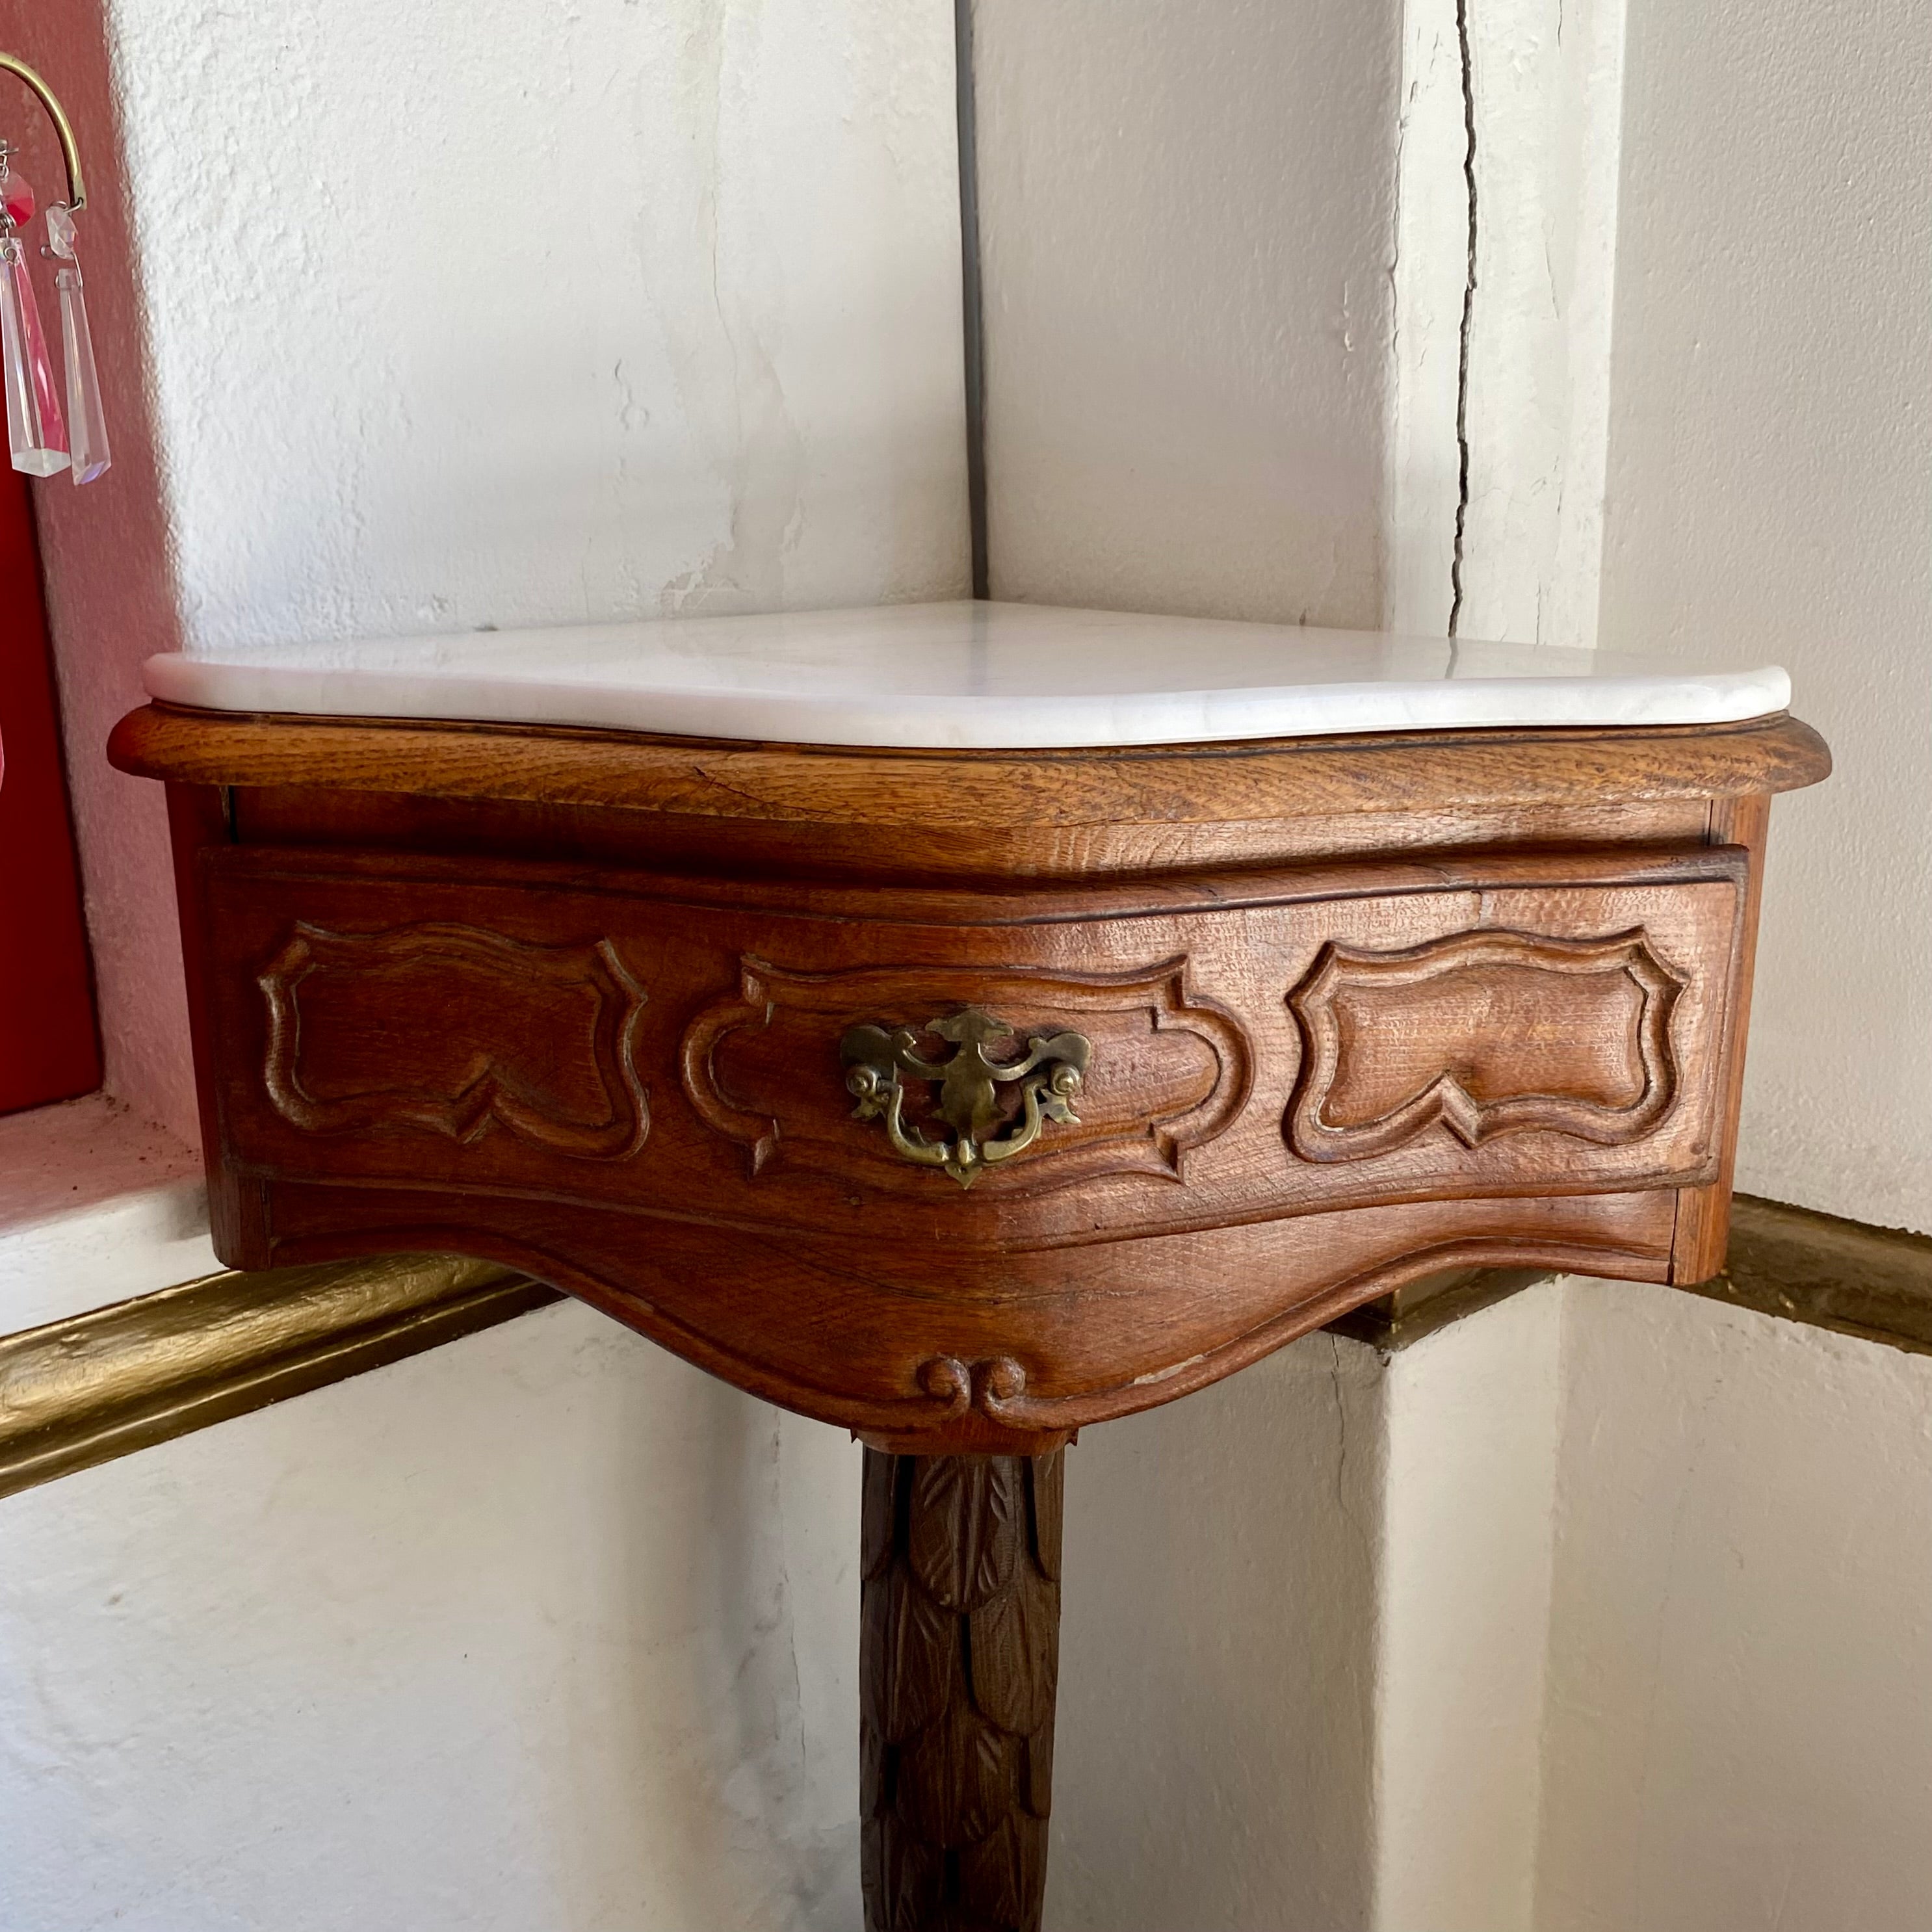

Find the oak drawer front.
xmin=197 ymin=845 xmax=1745 ymax=1247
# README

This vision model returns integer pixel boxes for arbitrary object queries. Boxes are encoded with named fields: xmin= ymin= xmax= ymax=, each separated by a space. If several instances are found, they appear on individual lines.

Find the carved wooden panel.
xmin=259 ymin=921 xmax=649 ymax=1158
xmin=203 ymin=844 xmax=1744 ymax=1247
xmin=681 ymin=956 xmax=1253 ymax=1195
xmin=177 ymin=828 xmax=1769 ymax=1444
xmin=1272 ymin=870 xmax=1743 ymax=1210
xmin=1287 ymin=928 xmax=1684 ymax=1162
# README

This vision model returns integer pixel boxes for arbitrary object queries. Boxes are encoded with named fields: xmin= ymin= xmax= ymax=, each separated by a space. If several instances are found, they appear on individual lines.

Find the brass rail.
xmin=0 ymin=53 xmax=87 ymax=209
xmin=0 ymin=1254 xmax=558 ymax=1500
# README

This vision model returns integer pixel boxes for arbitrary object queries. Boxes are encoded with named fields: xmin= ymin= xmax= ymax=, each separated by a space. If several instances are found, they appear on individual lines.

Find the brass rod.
xmin=0 ymin=53 xmax=86 ymax=211
xmin=0 ymin=1254 xmax=560 ymax=1501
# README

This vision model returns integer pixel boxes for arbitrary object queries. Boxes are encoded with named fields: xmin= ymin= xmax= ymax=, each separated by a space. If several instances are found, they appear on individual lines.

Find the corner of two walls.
xmin=971 ymin=0 xmax=1400 ymax=627
xmin=1043 ymin=1282 xmax=1573 ymax=1932
xmin=1377 ymin=1270 xmax=1932 ymax=1932
xmin=1049 ymin=1329 xmax=1389 ymax=1929
xmin=1535 ymin=1277 xmax=1932 ymax=1929
xmin=1373 ymin=1282 xmax=1567 ymax=1931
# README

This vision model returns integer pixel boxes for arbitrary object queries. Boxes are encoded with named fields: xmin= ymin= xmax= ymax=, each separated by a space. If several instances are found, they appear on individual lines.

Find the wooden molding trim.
xmin=3 ymin=1194 xmax=1924 ymax=1500
xmin=1324 ymin=1265 xmax=1558 ymax=1352
xmin=1680 ymin=1194 xmax=1932 ymax=1358
xmin=0 ymin=1254 xmax=558 ymax=1501
xmin=1333 ymin=1195 xmax=1932 ymax=1358
xmin=109 ymin=703 xmax=1831 ymax=827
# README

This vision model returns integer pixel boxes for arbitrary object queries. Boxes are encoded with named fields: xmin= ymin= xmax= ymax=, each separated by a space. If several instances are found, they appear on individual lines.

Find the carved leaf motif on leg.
xmin=959 ymin=1814 xmax=1051 ymax=1929
xmin=1021 ymin=1728 xmax=1052 ymax=1821
xmin=862 ymin=1818 xmax=943 ymax=1931
xmin=969 ymin=1578 xmax=1060 ymax=1736
xmin=897 ymin=1704 xmax=1021 ymax=1848
xmin=865 ymin=1569 xmax=958 ymax=1743
xmin=861 ymin=1448 xmax=1065 ymax=1932
xmin=908 ymin=1457 xmax=1026 ymax=1610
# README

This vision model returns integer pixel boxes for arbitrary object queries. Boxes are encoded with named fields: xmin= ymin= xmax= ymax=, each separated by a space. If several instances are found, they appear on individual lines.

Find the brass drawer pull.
xmin=841 ymin=1008 xmax=1091 ymax=1190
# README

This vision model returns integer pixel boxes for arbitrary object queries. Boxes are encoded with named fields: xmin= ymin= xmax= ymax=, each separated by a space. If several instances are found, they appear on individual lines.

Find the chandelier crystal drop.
xmin=0 ymin=101 xmax=111 ymax=485
xmin=0 ymin=230 xmax=68 ymax=476
xmin=46 ymin=203 xmax=107 ymax=482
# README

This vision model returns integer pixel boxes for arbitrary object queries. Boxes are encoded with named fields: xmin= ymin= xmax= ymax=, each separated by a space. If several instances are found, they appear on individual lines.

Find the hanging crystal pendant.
xmin=44 ymin=204 xmax=107 ymax=483
xmin=53 ymin=268 xmax=107 ymax=484
xmin=0 ymin=232 xmax=69 ymax=476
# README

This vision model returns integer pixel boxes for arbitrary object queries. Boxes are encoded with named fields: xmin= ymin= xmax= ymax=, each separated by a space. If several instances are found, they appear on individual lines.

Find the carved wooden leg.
xmin=861 ymin=1448 xmax=1063 ymax=1932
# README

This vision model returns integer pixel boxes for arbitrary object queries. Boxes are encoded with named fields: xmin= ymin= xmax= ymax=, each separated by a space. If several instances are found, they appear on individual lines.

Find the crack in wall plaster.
xmin=1448 ymin=0 xmax=1480 ymax=642
xmin=1325 ymin=1334 xmax=1378 ymax=1573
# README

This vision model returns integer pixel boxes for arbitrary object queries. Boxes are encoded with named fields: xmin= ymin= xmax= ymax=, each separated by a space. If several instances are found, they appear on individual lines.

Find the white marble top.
xmin=145 ymin=601 xmax=1788 ymax=750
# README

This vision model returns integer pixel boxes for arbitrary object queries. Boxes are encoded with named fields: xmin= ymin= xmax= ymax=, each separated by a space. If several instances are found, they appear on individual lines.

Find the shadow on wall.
xmin=1050 ymin=1333 xmax=1384 ymax=1931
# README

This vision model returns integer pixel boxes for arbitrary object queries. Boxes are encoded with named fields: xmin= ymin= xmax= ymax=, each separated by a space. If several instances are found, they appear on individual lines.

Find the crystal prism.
xmin=55 ymin=265 xmax=109 ymax=483
xmin=0 ymin=238 xmax=69 ymax=476
xmin=2 ymin=170 xmax=33 ymax=226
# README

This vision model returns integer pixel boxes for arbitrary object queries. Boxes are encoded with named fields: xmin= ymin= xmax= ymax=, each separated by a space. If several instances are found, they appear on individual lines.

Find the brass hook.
xmin=0 ymin=54 xmax=87 ymax=212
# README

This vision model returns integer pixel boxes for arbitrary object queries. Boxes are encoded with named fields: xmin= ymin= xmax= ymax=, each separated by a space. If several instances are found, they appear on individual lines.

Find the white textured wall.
xmin=1536 ymin=1279 xmax=1932 ymax=1931
xmin=1597 ymin=0 xmax=1932 ymax=1229
xmin=109 ymin=0 xmax=969 ymax=657
xmin=1522 ymin=7 xmax=1932 ymax=1909
xmin=1517 ymin=5 xmax=1932 ymax=1912
xmin=1375 ymin=1287 xmax=1563 ymax=1932
xmin=0 ymin=1302 xmax=865 ymax=1931
xmin=973 ymin=0 xmax=1401 ymax=626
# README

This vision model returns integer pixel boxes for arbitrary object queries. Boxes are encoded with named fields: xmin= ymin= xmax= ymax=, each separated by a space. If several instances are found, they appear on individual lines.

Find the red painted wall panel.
xmin=0 ymin=464 xmax=101 ymax=1112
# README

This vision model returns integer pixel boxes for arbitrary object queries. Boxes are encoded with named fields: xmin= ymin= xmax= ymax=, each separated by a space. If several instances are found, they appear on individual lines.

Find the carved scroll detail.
xmin=1286 ymin=926 xmax=1685 ymax=1162
xmin=260 ymin=922 xmax=649 ymax=1158
xmin=681 ymin=956 xmax=1252 ymax=1192
xmin=861 ymin=1448 xmax=1062 ymax=1932
xmin=913 ymin=1355 xmax=1030 ymax=1422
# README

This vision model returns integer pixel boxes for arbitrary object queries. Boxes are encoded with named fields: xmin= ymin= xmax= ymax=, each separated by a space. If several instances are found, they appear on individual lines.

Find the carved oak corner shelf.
xmin=110 ymin=602 xmax=1829 ymax=1931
